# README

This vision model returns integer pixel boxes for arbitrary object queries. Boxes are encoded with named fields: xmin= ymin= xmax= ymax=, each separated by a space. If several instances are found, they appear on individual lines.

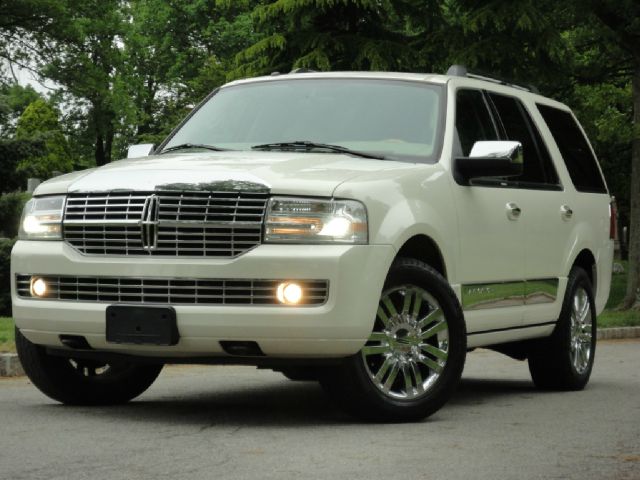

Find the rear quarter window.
xmin=536 ymin=104 xmax=607 ymax=194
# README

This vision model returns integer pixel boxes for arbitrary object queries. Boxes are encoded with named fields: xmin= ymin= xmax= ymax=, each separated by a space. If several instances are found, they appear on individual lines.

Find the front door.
xmin=450 ymin=88 xmax=526 ymax=333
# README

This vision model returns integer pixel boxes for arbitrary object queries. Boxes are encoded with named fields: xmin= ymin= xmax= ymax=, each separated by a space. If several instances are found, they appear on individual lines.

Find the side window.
xmin=488 ymin=93 xmax=559 ymax=187
xmin=536 ymin=104 xmax=607 ymax=194
xmin=455 ymin=89 xmax=498 ymax=156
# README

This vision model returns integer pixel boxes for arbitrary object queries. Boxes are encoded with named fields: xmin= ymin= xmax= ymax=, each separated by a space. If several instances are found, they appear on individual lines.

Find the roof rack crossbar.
xmin=446 ymin=64 xmax=539 ymax=94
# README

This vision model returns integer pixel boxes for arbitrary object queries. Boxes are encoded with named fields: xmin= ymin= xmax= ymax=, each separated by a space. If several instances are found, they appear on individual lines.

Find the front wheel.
xmin=528 ymin=267 xmax=596 ymax=390
xmin=16 ymin=328 xmax=163 ymax=405
xmin=320 ymin=258 xmax=466 ymax=422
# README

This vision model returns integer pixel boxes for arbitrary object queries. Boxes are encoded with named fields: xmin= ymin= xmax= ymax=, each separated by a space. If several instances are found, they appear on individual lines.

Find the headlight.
xmin=18 ymin=195 xmax=65 ymax=240
xmin=264 ymin=197 xmax=368 ymax=244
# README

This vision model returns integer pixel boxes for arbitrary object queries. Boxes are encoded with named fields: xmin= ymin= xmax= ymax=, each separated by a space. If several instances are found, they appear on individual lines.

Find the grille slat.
xmin=63 ymin=191 xmax=268 ymax=257
xmin=16 ymin=275 xmax=328 ymax=306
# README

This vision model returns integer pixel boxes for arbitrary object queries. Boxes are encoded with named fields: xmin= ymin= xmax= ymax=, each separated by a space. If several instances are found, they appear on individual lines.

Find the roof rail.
xmin=290 ymin=68 xmax=317 ymax=74
xmin=446 ymin=64 xmax=539 ymax=94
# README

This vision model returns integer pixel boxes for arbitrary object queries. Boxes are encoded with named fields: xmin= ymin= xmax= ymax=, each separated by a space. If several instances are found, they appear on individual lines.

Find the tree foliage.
xmin=1 ymin=0 xmax=638 ymax=307
xmin=15 ymin=98 xmax=73 ymax=178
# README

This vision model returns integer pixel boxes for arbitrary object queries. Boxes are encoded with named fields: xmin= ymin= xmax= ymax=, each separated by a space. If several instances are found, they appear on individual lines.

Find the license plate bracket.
xmin=106 ymin=305 xmax=179 ymax=346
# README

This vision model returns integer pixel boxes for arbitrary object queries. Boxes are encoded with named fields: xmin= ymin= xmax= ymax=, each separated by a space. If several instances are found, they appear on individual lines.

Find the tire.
xmin=320 ymin=258 xmax=466 ymax=422
xmin=528 ymin=267 xmax=596 ymax=390
xmin=16 ymin=327 xmax=163 ymax=405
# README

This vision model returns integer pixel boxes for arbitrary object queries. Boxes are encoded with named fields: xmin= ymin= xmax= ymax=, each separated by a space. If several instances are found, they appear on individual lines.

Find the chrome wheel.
xmin=361 ymin=285 xmax=449 ymax=400
xmin=570 ymin=286 xmax=593 ymax=374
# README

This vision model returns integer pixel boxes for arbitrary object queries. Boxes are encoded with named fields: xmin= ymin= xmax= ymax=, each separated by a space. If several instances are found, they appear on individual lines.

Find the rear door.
xmin=485 ymin=93 xmax=568 ymax=327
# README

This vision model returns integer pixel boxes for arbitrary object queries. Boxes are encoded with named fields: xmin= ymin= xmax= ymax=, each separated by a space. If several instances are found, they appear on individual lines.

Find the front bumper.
xmin=11 ymin=241 xmax=394 ymax=358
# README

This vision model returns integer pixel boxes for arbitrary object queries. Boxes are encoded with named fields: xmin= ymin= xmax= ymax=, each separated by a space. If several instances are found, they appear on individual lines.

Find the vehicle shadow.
xmin=34 ymin=375 xmax=544 ymax=427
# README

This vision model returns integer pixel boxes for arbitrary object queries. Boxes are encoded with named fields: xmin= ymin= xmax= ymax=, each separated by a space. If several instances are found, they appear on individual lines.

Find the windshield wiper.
xmin=251 ymin=141 xmax=386 ymax=160
xmin=160 ymin=143 xmax=231 ymax=154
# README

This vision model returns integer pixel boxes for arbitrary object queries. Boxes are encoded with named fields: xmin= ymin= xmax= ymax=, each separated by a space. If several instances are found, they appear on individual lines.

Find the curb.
xmin=1 ymin=327 xmax=639 ymax=377
xmin=597 ymin=326 xmax=640 ymax=340
xmin=0 ymin=353 xmax=24 ymax=377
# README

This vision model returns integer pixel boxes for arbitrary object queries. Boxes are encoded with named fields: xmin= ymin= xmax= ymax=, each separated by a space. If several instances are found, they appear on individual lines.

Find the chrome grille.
xmin=16 ymin=275 xmax=329 ymax=306
xmin=63 ymin=191 xmax=268 ymax=257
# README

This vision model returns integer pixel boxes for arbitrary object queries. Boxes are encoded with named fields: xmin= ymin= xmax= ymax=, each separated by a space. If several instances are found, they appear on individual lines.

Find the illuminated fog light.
xmin=31 ymin=278 xmax=48 ymax=297
xmin=276 ymin=282 xmax=303 ymax=305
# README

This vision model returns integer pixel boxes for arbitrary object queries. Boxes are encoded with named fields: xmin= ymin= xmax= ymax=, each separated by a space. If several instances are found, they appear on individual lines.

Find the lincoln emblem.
xmin=140 ymin=194 xmax=160 ymax=251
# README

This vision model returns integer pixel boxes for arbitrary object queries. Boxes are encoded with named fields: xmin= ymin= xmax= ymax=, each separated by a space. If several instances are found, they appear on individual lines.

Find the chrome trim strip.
xmin=524 ymin=278 xmax=559 ymax=305
xmin=462 ymin=281 xmax=524 ymax=310
xmin=462 ymin=278 xmax=559 ymax=310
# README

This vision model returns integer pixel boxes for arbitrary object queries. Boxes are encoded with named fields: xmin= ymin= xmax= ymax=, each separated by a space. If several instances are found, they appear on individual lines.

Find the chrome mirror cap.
xmin=127 ymin=144 xmax=155 ymax=159
xmin=469 ymin=140 xmax=523 ymax=164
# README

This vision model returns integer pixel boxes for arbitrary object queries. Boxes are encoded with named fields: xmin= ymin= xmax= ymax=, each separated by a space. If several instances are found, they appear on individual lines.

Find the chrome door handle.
xmin=506 ymin=202 xmax=521 ymax=220
xmin=560 ymin=205 xmax=573 ymax=220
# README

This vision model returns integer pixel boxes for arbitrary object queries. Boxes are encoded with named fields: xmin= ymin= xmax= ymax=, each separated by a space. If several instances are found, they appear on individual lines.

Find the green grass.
xmin=599 ymin=260 xmax=640 ymax=328
xmin=0 ymin=316 xmax=15 ymax=352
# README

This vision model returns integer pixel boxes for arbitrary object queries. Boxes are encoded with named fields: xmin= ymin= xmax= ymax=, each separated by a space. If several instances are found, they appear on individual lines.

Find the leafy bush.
xmin=0 ymin=192 xmax=31 ymax=238
xmin=0 ymin=238 xmax=16 ymax=317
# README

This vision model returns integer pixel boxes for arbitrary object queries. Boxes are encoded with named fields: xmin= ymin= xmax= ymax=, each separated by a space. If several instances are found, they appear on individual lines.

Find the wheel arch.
xmin=570 ymin=248 xmax=597 ymax=295
xmin=395 ymin=234 xmax=448 ymax=279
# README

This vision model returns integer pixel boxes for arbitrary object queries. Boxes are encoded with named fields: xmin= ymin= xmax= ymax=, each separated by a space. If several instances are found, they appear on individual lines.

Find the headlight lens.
xmin=264 ymin=197 xmax=368 ymax=244
xmin=18 ymin=195 xmax=65 ymax=240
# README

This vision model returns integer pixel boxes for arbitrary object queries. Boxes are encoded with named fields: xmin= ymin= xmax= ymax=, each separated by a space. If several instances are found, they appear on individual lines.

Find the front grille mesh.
xmin=63 ymin=191 xmax=268 ymax=257
xmin=16 ymin=275 xmax=329 ymax=306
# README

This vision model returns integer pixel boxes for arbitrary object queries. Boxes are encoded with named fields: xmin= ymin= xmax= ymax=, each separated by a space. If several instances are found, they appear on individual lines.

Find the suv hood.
xmin=35 ymin=151 xmax=409 ymax=197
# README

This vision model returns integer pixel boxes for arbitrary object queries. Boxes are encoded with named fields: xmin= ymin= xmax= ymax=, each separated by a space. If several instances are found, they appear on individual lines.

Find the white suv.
xmin=11 ymin=67 xmax=614 ymax=421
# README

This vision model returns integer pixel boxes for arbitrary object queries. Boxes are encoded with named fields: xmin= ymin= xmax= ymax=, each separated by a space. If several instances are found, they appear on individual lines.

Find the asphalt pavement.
xmin=0 ymin=340 xmax=638 ymax=480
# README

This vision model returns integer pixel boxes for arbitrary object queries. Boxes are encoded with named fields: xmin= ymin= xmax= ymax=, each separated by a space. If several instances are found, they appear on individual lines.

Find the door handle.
xmin=506 ymin=202 xmax=521 ymax=220
xmin=560 ymin=205 xmax=573 ymax=220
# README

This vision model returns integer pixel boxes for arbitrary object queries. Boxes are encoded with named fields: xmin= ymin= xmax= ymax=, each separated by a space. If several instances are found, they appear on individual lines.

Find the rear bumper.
xmin=11 ymin=241 xmax=395 ymax=358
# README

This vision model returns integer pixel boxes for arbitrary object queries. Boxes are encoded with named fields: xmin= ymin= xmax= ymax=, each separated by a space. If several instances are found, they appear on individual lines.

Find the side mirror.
xmin=127 ymin=143 xmax=155 ymax=159
xmin=454 ymin=141 xmax=523 ymax=185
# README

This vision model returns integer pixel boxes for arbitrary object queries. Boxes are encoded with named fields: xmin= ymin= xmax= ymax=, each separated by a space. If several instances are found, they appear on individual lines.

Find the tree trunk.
xmin=95 ymin=132 xmax=107 ymax=167
xmin=621 ymin=61 xmax=640 ymax=309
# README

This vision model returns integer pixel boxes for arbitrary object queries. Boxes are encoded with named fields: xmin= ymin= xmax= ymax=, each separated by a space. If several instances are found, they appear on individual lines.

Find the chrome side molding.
xmin=462 ymin=278 xmax=559 ymax=310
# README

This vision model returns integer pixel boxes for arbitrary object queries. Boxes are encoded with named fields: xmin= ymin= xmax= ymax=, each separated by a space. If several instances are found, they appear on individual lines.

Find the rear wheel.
xmin=320 ymin=258 xmax=466 ymax=422
xmin=16 ymin=328 xmax=163 ymax=405
xmin=528 ymin=267 xmax=596 ymax=390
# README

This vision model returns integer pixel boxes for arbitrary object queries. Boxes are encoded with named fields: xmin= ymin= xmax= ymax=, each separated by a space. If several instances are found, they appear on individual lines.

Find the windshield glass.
xmin=162 ymin=79 xmax=444 ymax=163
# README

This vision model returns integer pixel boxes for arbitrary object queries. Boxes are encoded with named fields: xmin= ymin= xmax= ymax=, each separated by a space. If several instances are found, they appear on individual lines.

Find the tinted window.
xmin=163 ymin=79 xmax=444 ymax=163
xmin=536 ymin=104 xmax=607 ymax=193
xmin=455 ymin=89 xmax=498 ymax=156
xmin=489 ymin=93 xmax=559 ymax=187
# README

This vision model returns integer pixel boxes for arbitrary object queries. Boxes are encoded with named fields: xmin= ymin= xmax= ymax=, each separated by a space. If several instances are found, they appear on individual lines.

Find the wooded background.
xmin=1 ymin=0 xmax=638 ymax=310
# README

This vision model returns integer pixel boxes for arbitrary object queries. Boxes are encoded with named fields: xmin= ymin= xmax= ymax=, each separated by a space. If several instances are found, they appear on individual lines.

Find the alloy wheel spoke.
xmin=417 ymin=308 xmax=442 ymax=329
xmin=368 ymin=332 xmax=389 ymax=342
xmin=382 ymin=297 xmax=398 ymax=319
xmin=401 ymin=289 xmax=413 ymax=315
xmin=373 ymin=357 xmax=394 ymax=383
xmin=376 ymin=306 xmax=392 ymax=329
xmin=409 ymin=363 xmax=424 ymax=394
xmin=362 ymin=344 xmax=391 ymax=356
xmin=420 ymin=343 xmax=448 ymax=361
xmin=418 ymin=354 xmax=443 ymax=374
xmin=402 ymin=365 xmax=414 ymax=395
xmin=420 ymin=320 xmax=447 ymax=340
xmin=382 ymin=362 xmax=400 ymax=392
xmin=411 ymin=292 xmax=423 ymax=320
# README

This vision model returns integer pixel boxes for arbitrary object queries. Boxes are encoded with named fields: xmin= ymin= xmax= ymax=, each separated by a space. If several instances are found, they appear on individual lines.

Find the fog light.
xmin=31 ymin=277 xmax=48 ymax=297
xmin=276 ymin=282 xmax=303 ymax=305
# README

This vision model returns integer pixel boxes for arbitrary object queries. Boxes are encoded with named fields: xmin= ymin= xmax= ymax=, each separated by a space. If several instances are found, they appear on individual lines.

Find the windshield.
xmin=161 ymin=78 xmax=444 ymax=163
